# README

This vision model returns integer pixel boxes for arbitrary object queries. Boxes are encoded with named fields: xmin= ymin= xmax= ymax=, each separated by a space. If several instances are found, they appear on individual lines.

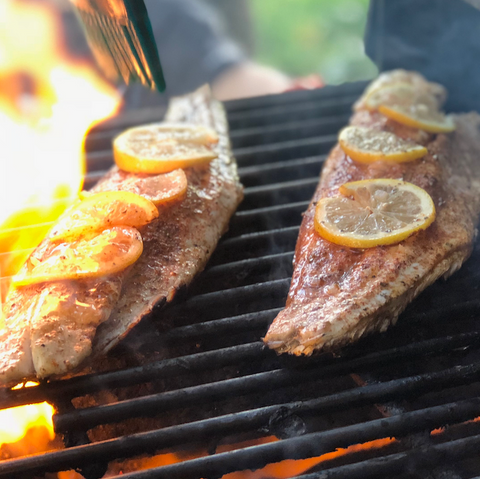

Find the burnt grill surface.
xmin=2 ymin=82 xmax=480 ymax=479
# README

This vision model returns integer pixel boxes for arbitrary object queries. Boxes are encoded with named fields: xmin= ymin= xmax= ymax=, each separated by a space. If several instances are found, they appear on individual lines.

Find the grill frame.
xmin=2 ymin=81 xmax=480 ymax=479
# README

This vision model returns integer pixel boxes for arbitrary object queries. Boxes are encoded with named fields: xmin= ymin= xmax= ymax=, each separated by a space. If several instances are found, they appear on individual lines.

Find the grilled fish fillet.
xmin=0 ymin=87 xmax=243 ymax=385
xmin=264 ymin=75 xmax=480 ymax=355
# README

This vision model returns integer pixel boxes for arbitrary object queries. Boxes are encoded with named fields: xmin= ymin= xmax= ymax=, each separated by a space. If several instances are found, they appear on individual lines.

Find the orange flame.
xmin=0 ymin=0 xmax=121 ymax=307
xmin=0 ymin=0 xmax=118 ymax=475
xmin=0 ymin=401 xmax=54 ymax=445
xmin=108 ymin=435 xmax=396 ymax=478
xmin=0 ymin=384 xmax=84 ymax=479
xmin=223 ymin=436 xmax=396 ymax=479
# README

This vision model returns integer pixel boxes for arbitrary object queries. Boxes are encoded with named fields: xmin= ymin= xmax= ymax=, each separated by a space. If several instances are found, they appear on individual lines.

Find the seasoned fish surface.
xmin=1 ymin=275 xmax=123 ymax=383
xmin=93 ymin=97 xmax=243 ymax=354
xmin=264 ymin=87 xmax=480 ymax=355
xmin=0 ymin=88 xmax=243 ymax=384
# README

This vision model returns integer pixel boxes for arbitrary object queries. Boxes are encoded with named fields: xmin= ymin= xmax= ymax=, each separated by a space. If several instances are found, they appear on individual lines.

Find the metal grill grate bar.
xmin=3 ymin=371 xmax=480 ymax=478
xmin=223 ymin=81 xmax=367 ymax=112
xmin=163 ymin=278 xmax=290 ymax=326
xmin=241 ymin=177 xmax=318 ymax=210
xmin=238 ymin=155 xmax=325 ymax=187
xmin=227 ymin=96 xmax=359 ymax=130
xmin=295 ymin=435 xmax=480 ymax=479
xmin=210 ymin=226 xmax=300 ymax=264
xmin=54 ymin=350 xmax=480 ymax=434
xmin=83 ymin=153 xmax=326 ymax=191
xmin=227 ymin=201 xmax=309 ymax=236
xmin=161 ymin=308 xmax=282 ymax=341
xmin=234 ymin=135 xmax=337 ymax=167
xmin=73 ymin=398 xmax=480 ymax=479
xmin=230 ymin=115 xmax=349 ymax=149
xmin=4 ymin=83 xmax=480 ymax=479
xmin=188 ymin=252 xmax=294 ymax=295
xmin=2 ymin=327 xmax=478 ymax=413
xmin=0 ymin=343 xmax=267 ymax=409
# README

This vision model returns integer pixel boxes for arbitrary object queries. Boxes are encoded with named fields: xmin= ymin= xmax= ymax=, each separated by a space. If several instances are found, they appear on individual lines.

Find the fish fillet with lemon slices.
xmin=0 ymin=87 xmax=243 ymax=384
xmin=264 ymin=71 xmax=480 ymax=355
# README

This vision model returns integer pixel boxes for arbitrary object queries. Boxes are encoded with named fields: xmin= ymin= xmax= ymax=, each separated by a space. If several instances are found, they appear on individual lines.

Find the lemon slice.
xmin=339 ymin=126 xmax=427 ymax=164
xmin=364 ymin=83 xmax=455 ymax=133
xmin=13 ymin=227 xmax=143 ymax=286
xmin=358 ymin=70 xmax=446 ymax=109
xmin=117 ymin=169 xmax=188 ymax=207
xmin=378 ymin=104 xmax=456 ymax=133
xmin=314 ymin=179 xmax=436 ymax=248
xmin=115 ymin=169 xmax=188 ymax=207
xmin=49 ymin=191 xmax=158 ymax=243
xmin=114 ymin=123 xmax=219 ymax=174
xmin=363 ymin=82 xmax=436 ymax=111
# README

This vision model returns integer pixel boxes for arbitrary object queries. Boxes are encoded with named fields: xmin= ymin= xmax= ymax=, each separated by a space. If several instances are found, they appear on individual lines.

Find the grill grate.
xmin=2 ymin=81 xmax=480 ymax=479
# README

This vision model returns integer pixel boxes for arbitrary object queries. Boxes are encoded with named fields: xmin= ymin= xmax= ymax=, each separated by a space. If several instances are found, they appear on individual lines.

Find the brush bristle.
xmin=71 ymin=0 xmax=165 ymax=91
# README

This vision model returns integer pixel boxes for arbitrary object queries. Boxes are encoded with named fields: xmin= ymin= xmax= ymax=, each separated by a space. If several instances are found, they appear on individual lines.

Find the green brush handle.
xmin=123 ymin=0 xmax=166 ymax=91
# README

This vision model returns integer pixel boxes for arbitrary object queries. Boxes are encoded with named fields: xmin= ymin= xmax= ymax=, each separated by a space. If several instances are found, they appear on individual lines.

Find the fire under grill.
xmin=3 ymin=82 xmax=480 ymax=479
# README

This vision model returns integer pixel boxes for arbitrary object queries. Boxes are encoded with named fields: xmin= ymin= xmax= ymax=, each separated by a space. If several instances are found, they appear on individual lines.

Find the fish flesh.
xmin=264 ymin=73 xmax=480 ymax=355
xmin=0 ymin=87 xmax=243 ymax=385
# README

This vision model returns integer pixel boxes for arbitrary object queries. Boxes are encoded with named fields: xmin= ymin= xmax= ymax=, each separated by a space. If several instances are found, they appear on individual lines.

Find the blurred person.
xmin=365 ymin=0 xmax=480 ymax=112
xmin=123 ymin=0 xmax=294 ymax=106
xmin=52 ymin=0 xmax=296 ymax=107
xmin=10 ymin=0 xmax=323 ymax=109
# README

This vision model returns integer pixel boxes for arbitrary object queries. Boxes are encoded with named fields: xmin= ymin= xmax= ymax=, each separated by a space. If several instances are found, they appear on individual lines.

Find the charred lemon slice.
xmin=50 ymin=191 xmax=158 ymax=243
xmin=129 ymin=169 xmax=188 ymax=207
xmin=113 ymin=123 xmax=219 ymax=174
xmin=314 ymin=179 xmax=436 ymax=248
xmin=13 ymin=226 xmax=143 ymax=286
xmin=339 ymin=126 xmax=427 ymax=164
xmin=89 ymin=169 xmax=188 ymax=207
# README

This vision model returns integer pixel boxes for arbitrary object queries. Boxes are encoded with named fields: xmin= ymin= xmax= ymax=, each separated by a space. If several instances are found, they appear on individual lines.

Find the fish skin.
xmin=0 ymin=87 xmax=243 ymax=385
xmin=264 ymin=81 xmax=480 ymax=355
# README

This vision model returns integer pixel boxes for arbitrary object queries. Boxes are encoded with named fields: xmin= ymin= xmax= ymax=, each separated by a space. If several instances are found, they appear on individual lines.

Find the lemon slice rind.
xmin=114 ymin=148 xmax=217 ymax=174
xmin=362 ymin=82 xmax=455 ymax=133
xmin=113 ymin=123 xmax=219 ymax=174
xmin=338 ymin=126 xmax=428 ymax=164
xmin=377 ymin=105 xmax=456 ymax=134
xmin=49 ymin=191 xmax=158 ymax=244
xmin=13 ymin=227 xmax=143 ymax=287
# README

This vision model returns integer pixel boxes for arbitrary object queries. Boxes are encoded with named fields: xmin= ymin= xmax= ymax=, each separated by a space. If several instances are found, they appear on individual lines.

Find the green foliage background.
xmin=250 ymin=0 xmax=378 ymax=84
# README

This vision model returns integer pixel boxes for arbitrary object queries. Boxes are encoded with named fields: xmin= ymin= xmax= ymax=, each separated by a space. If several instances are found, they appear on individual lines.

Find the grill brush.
xmin=69 ymin=0 xmax=166 ymax=91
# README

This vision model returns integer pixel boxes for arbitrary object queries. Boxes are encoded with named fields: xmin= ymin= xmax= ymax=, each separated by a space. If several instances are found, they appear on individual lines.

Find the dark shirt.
xmin=365 ymin=0 xmax=480 ymax=112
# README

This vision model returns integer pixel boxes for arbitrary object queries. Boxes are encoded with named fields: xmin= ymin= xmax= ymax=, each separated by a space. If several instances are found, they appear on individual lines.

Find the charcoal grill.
xmin=2 ymin=82 xmax=480 ymax=479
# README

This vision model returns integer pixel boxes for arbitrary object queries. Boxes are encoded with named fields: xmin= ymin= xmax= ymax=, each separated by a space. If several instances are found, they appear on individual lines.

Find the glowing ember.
xmin=106 ymin=435 xmax=396 ymax=478
xmin=223 ymin=437 xmax=396 ymax=479
xmin=0 ymin=0 xmax=121 ymax=307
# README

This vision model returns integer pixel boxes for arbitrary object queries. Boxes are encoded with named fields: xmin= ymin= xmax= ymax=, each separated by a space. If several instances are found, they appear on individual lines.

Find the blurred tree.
xmin=249 ymin=0 xmax=377 ymax=84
